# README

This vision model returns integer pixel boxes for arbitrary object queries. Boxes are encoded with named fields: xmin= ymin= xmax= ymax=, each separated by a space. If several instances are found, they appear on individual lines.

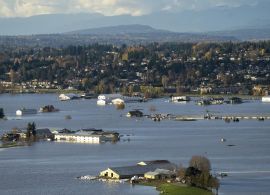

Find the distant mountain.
xmin=0 ymin=25 xmax=236 ymax=47
xmin=67 ymin=24 xmax=170 ymax=35
xmin=0 ymin=1 xmax=270 ymax=36
xmin=3 ymin=24 xmax=270 ymax=47
xmin=64 ymin=24 xmax=236 ymax=44
xmin=208 ymin=28 xmax=270 ymax=41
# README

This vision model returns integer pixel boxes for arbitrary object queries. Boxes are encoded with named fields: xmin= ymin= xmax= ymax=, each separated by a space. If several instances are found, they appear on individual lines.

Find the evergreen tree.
xmin=0 ymin=108 xmax=4 ymax=119
xmin=26 ymin=122 xmax=36 ymax=139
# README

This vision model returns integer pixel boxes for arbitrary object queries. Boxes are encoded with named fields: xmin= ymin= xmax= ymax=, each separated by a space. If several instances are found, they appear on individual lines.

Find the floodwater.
xmin=0 ymin=94 xmax=270 ymax=195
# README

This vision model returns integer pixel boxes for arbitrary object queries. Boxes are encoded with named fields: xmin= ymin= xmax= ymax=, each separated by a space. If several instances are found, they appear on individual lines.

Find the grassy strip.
xmin=157 ymin=183 xmax=213 ymax=195
xmin=139 ymin=181 xmax=213 ymax=195
xmin=0 ymin=142 xmax=28 ymax=149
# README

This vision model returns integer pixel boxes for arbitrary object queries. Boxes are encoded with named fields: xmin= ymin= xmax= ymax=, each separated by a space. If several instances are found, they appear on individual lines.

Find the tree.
xmin=9 ymin=69 xmax=17 ymax=83
xmin=0 ymin=83 xmax=4 ymax=93
xmin=161 ymin=75 xmax=169 ymax=88
xmin=128 ymin=85 xmax=134 ymax=96
xmin=12 ymin=127 xmax=18 ymax=134
xmin=97 ymin=80 xmax=106 ymax=94
xmin=209 ymin=176 xmax=220 ymax=195
xmin=177 ymin=163 xmax=186 ymax=179
xmin=26 ymin=122 xmax=36 ymax=139
xmin=189 ymin=156 xmax=211 ymax=172
xmin=185 ymin=156 xmax=219 ymax=191
xmin=0 ymin=108 xmax=5 ymax=118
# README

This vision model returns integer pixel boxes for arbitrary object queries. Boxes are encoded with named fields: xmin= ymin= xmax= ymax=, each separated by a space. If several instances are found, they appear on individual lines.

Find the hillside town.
xmin=0 ymin=42 xmax=270 ymax=97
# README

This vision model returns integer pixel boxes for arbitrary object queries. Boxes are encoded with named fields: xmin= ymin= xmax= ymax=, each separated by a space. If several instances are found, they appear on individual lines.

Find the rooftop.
xmin=108 ymin=161 xmax=176 ymax=176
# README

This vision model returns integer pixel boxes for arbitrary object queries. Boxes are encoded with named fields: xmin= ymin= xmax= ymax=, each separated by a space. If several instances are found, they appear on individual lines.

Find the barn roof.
xmin=109 ymin=162 xmax=176 ymax=177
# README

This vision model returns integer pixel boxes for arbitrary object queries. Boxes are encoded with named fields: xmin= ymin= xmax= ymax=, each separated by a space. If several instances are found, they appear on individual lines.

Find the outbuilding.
xmin=144 ymin=169 xmax=175 ymax=180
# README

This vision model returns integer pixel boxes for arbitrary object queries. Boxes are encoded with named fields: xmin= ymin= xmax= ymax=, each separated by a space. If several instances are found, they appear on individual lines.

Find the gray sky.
xmin=0 ymin=0 xmax=262 ymax=17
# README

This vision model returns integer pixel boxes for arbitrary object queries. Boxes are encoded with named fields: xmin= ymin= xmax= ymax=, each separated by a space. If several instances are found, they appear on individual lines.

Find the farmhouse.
xmin=100 ymin=160 xmax=176 ymax=179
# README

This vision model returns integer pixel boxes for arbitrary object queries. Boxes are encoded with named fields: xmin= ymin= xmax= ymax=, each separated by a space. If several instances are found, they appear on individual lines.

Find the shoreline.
xmin=77 ymin=176 xmax=214 ymax=195
xmin=0 ymin=90 xmax=263 ymax=99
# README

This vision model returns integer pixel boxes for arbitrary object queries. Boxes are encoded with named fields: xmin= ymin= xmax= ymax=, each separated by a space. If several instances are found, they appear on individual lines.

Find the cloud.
xmin=0 ymin=1 xmax=13 ymax=17
xmin=0 ymin=0 xmax=59 ymax=17
xmin=162 ymin=0 xmax=259 ymax=11
xmin=0 ymin=0 xmax=263 ymax=17
xmin=14 ymin=0 xmax=55 ymax=17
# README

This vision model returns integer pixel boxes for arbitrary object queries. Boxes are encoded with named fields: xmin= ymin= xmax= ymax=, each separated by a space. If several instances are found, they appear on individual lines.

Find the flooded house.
xmin=16 ymin=108 xmax=37 ymax=116
xmin=35 ymin=128 xmax=53 ymax=139
xmin=59 ymin=93 xmax=80 ymax=101
xmin=228 ymin=97 xmax=243 ymax=104
xmin=39 ymin=105 xmax=59 ymax=112
xmin=210 ymin=97 xmax=224 ymax=105
xmin=97 ymin=94 xmax=143 ymax=105
xmin=97 ymin=94 xmax=123 ymax=105
xmin=1 ymin=128 xmax=53 ymax=141
xmin=171 ymin=96 xmax=191 ymax=103
xmin=126 ymin=110 xmax=144 ymax=117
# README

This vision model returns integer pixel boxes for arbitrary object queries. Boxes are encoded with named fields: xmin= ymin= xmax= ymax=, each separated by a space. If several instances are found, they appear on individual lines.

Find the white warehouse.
xmin=54 ymin=133 xmax=104 ymax=144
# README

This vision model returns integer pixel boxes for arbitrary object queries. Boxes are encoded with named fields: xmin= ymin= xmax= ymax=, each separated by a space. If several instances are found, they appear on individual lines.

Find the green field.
xmin=157 ymin=184 xmax=213 ymax=195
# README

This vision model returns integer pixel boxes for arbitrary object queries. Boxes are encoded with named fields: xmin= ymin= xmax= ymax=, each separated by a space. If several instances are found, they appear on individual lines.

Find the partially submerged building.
xmin=100 ymin=160 xmax=176 ymax=179
xmin=126 ymin=110 xmax=144 ymax=117
xmin=54 ymin=128 xmax=119 ymax=143
xmin=144 ymin=169 xmax=175 ymax=180
xmin=59 ymin=93 xmax=80 ymax=101
xmin=1 ymin=128 xmax=53 ymax=141
xmin=16 ymin=108 xmax=37 ymax=116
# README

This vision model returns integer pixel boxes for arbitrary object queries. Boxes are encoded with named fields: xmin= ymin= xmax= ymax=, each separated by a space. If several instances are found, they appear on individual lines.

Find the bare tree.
xmin=161 ymin=75 xmax=169 ymax=88
xmin=177 ymin=163 xmax=186 ymax=179
xmin=189 ymin=155 xmax=211 ymax=172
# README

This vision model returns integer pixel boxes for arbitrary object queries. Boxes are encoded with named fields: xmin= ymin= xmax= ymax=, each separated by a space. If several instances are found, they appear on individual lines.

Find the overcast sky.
xmin=0 ymin=0 xmax=263 ymax=17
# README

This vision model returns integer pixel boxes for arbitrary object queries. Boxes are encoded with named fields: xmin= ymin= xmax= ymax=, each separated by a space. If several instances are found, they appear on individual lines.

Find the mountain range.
xmin=67 ymin=24 xmax=270 ymax=41
xmin=0 ymin=0 xmax=269 ymax=36
xmin=0 ymin=1 xmax=270 ymax=43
